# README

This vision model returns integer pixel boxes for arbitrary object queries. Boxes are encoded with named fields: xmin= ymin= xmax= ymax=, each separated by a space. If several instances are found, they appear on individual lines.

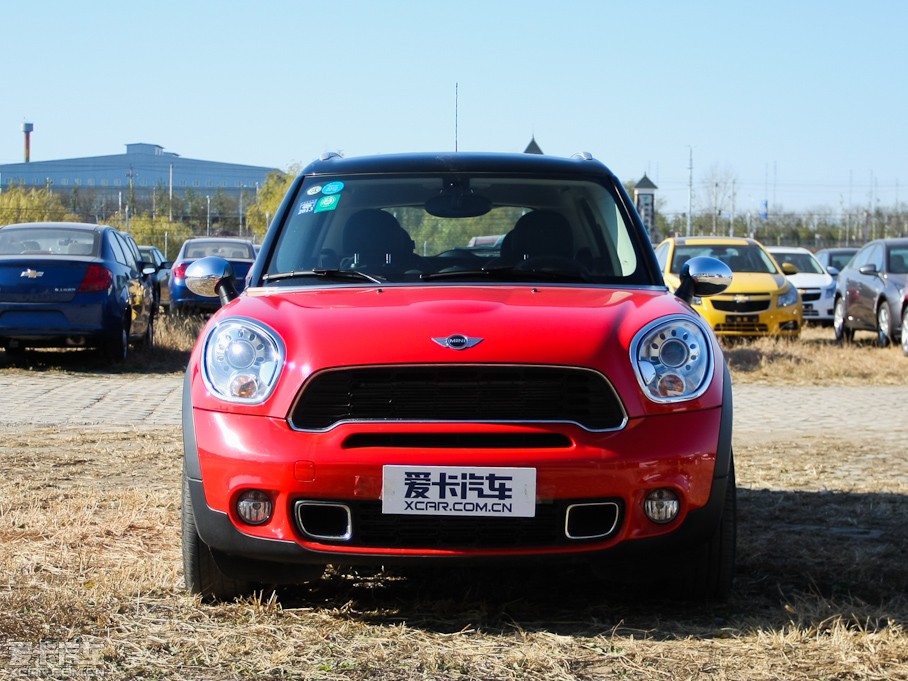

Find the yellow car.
xmin=654 ymin=236 xmax=802 ymax=338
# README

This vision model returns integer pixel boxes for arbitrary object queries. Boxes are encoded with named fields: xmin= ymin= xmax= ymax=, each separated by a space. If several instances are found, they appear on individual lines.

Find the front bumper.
xmin=183 ymin=370 xmax=734 ymax=571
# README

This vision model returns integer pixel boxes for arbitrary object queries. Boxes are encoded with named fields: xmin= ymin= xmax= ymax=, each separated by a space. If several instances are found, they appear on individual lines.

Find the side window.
xmin=653 ymin=242 xmax=669 ymax=270
xmin=109 ymin=233 xmax=131 ymax=268
xmin=850 ymin=246 xmax=871 ymax=270
xmin=866 ymin=245 xmax=884 ymax=271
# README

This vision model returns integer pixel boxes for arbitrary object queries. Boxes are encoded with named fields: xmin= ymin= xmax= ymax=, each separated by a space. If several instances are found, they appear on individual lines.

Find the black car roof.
xmin=300 ymin=151 xmax=616 ymax=179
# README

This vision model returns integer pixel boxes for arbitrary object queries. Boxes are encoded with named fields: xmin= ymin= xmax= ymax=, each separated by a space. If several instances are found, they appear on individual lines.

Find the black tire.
xmin=136 ymin=315 xmax=155 ymax=351
xmin=876 ymin=301 xmax=892 ymax=348
xmin=102 ymin=317 xmax=129 ymax=362
xmin=181 ymin=475 xmax=251 ymax=602
xmin=833 ymin=297 xmax=853 ymax=344
xmin=685 ymin=458 xmax=736 ymax=602
xmin=901 ymin=308 xmax=908 ymax=357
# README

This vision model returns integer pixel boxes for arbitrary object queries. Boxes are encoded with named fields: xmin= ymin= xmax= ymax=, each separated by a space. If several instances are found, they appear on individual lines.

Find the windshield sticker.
xmin=306 ymin=185 xmax=323 ymax=196
xmin=298 ymin=199 xmax=317 ymax=215
xmin=314 ymin=194 xmax=341 ymax=213
xmin=322 ymin=181 xmax=345 ymax=195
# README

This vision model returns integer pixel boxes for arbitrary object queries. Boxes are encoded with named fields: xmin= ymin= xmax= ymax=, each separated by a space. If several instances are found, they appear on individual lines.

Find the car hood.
xmin=785 ymin=272 xmax=834 ymax=289
xmin=189 ymin=284 xmax=726 ymax=420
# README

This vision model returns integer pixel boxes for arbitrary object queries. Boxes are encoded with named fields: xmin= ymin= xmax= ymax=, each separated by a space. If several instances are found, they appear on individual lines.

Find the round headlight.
xmin=631 ymin=316 xmax=713 ymax=403
xmin=778 ymin=285 xmax=799 ymax=308
xmin=201 ymin=318 xmax=284 ymax=403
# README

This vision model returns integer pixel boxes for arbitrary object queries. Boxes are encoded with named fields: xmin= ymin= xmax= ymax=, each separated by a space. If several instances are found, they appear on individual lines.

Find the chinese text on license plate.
xmin=382 ymin=466 xmax=536 ymax=517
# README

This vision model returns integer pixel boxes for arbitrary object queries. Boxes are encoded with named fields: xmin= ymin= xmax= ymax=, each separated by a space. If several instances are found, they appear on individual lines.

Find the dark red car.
xmin=180 ymin=151 xmax=736 ymax=602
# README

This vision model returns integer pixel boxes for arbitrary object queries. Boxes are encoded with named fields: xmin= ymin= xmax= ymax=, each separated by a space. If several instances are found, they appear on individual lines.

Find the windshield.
xmin=771 ymin=251 xmax=825 ymax=274
xmin=671 ymin=244 xmax=779 ymax=274
xmin=262 ymin=173 xmax=649 ymax=286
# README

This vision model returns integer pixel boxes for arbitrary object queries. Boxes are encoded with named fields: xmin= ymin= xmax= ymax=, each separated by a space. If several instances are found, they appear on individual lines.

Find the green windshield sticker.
xmin=314 ymin=194 xmax=341 ymax=212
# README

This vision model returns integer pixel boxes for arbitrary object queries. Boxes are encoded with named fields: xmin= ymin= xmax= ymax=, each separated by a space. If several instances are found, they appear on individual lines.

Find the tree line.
xmin=2 ymin=168 xmax=905 ymax=257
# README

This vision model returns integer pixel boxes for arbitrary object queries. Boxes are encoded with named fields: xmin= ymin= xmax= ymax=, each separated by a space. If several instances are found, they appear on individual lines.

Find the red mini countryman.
xmin=181 ymin=151 xmax=736 ymax=602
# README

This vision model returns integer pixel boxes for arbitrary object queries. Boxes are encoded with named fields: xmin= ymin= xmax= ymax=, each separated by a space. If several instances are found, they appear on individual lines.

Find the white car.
xmin=768 ymin=247 xmax=836 ymax=324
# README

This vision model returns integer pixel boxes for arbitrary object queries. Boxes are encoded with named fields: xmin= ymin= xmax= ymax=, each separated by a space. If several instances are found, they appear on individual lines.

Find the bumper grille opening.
xmin=565 ymin=502 xmax=621 ymax=540
xmin=294 ymin=499 xmax=624 ymax=549
xmin=295 ymin=501 xmax=352 ymax=541
xmin=289 ymin=365 xmax=625 ymax=432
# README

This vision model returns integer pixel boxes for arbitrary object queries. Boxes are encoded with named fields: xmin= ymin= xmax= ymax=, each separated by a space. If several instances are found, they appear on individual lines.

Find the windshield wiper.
xmin=262 ymin=268 xmax=383 ymax=284
xmin=421 ymin=266 xmax=591 ymax=283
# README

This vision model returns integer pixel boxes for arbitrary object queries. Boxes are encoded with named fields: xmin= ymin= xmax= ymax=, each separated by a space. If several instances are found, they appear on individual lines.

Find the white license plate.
xmin=382 ymin=465 xmax=536 ymax=517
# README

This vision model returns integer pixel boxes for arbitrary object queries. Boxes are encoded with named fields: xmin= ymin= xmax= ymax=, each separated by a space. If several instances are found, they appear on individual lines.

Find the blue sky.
xmin=2 ymin=0 xmax=906 ymax=218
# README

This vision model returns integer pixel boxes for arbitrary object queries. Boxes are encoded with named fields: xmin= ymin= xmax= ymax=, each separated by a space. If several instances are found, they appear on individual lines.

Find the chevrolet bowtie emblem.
xmin=20 ymin=269 xmax=44 ymax=279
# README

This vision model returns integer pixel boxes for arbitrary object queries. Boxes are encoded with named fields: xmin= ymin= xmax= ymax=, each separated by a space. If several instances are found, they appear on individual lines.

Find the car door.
xmin=850 ymin=243 xmax=884 ymax=330
xmin=111 ymin=232 xmax=152 ymax=337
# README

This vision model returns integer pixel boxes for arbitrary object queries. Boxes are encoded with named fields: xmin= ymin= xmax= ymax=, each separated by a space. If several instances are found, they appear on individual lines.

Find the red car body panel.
xmin=187 ymin=284 xmax=726 ymax=558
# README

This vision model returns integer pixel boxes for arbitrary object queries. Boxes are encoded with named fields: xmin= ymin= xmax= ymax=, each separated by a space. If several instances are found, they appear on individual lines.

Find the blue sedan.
xmin=0 ymin=222 xmax=155 ymax=361
xmin=169 ymin=237 xmax=256 ymax=313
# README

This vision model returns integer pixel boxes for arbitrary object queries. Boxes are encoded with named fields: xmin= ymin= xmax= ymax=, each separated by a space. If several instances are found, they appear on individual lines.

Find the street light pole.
xmin=687 ymin=146 xmax=693 ymax=236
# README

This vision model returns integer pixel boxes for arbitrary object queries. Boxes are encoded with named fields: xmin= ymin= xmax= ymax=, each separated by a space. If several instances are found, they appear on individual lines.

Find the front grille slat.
xmin=289 ymin=365 xmax=624 ymax=432
xmin=711 ymin=297 xmax=771 ymax=313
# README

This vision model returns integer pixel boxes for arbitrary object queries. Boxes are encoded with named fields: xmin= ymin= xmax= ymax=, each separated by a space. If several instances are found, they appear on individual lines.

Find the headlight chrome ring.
xmin=201 ymin=318 xmax=284 ymax=404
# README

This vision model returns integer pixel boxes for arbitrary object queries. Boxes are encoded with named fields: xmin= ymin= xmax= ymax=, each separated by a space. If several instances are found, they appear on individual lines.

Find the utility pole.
xmin=687 ymin=146 xmax=693 ymax=236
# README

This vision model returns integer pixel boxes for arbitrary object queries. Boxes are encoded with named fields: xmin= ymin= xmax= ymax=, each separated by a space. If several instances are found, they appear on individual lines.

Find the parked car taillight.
xmin=172 ymin=262 xmax=189 ymax=279
xmin=78 ymin=265 xmax=113 ymax=293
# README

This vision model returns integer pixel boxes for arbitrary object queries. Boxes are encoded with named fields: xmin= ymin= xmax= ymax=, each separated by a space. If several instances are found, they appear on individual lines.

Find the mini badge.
xmin=431 ymin=334 xmax=483 ymax=350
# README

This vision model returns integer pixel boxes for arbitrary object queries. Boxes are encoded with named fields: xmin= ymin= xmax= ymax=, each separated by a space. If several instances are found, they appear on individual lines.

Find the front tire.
xmin=181 ymin=476 xmax=251 ymax=602
xmin=136 ymin=316 xmax=155 ymax=351
xmin=876 ymin=301 xmax=892 ymax=348
xmin=901 ymin=308 xmax=908 ymax=357
xmin=833 ymin=298 xmax=853 ymax=344
xmin=685 ymin=458 xmax=736 ymax=602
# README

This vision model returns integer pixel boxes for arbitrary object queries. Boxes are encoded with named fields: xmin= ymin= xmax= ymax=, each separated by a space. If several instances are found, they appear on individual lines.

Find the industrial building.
xmin=0 ymin=135 xmax=280 ymax=207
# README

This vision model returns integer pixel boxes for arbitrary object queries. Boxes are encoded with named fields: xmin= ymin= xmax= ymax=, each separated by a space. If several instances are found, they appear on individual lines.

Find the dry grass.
xmin=724 ymin=326 xmax=908 ymax=386
xmin=0 ymin=319 xmax=907 ymax=678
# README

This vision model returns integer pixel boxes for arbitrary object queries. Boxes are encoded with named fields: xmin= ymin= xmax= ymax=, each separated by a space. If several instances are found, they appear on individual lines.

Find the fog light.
xmin=644 ymin=489 xmax=679 ymax=524
xmin=236 ymin=490 xmax=273 ymax=525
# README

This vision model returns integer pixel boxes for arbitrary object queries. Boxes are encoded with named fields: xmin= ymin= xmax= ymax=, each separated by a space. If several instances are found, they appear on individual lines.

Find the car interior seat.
xmin=889 ymin=253 xmax=908 ymax=273
xmin=499 ymin=210 xmax=573 ymax=262
xmin=724 ymin=254 xmax=748 ymax=271
xmin=342 ymin=209 xmax=416 ymax=267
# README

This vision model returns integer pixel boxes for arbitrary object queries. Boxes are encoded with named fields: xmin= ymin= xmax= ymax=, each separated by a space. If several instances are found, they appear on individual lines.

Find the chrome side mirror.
xmin=675 ymin=256 xmax=732 ymax=303
xmin=185 ymin=256 xmax=238 ymax=306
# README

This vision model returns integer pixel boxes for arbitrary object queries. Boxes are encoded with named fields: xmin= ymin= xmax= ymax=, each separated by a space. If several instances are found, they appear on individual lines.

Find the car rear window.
xmin=0 ymin=228 xmax=98 ymax=256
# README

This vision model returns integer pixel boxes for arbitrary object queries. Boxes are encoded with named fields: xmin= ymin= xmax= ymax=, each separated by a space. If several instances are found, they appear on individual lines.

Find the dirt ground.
xmin=0 ymin=409 xmax=906 ymax=679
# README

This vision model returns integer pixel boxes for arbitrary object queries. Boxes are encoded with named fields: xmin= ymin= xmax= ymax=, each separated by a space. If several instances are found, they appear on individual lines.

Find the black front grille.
xmin=798 ymin=290 xmax=820 ymax=302
xmin=711 ymin=297 xmax=771 ymax=313
xmin=297 ymin=499 xmax=623 ymax=549
xmin=289 ymin=365 xmax=625 ymax=431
